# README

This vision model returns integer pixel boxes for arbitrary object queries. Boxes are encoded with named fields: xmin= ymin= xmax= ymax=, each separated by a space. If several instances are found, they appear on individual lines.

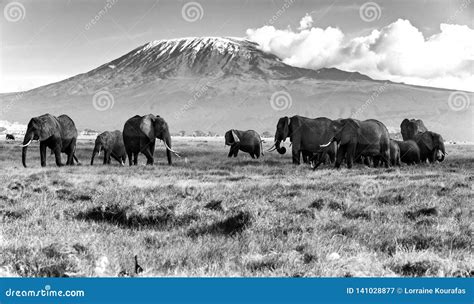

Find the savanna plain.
xmin=0 ymin=139 xmax=472 ymax=277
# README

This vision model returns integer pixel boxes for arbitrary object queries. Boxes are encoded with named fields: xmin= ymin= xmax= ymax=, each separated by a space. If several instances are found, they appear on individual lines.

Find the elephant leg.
xmin=335 ymin=145 xmax=346 ymax=169
xmin=40 ymin=142 xmax=47 ymax=167
xmin=227 ymin=148 xmax=233 ymax=158
xmin=127 ymin=151 xmax=133 ymax=166
xmin=110 ymin=153 xmax=122 ymax=164
xmin=142 ymin=148 xmax=154 ymax=165
xmin=383 ymin=150 xmax=391 ymax=168
xmin=233 ymin=150 xmax=239 ymax=157
xmin=292 ymin=147 xmax=301 ymax=165
xmin=133 ymin=153 xmax=138 ymax=165
xmin=53 ymin=146 xmax=63 ymax=167
xmin=66 ymin=139 xmax=76 ymax=165
xmin=250 ymin=153 xmax=255 ymax=159
xmin=346 ymin=145 xmax=355 ymax=169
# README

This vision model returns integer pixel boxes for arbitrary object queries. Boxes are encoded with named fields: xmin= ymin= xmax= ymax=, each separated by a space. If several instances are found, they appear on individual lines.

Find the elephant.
xmin=91 ymin=130 xmax=127 ymax=165
xmin=122 ymin=114 xmax=179 ymax=166
xmin=414 ymin=131 xmax=446 ymax=163
xmin=268 ymin=115 xmax=336 ymax=165
xmin=320 ymin=118 xmax=391 ymax=169
xmin=21 ymin=114 xmax=78 ymax=167
xmin=6 ymin=134 xmax=15 ymax=140
xmin=395 ymin=140 xmax=420 ymax=165
xmin=401 ymin=118 xmax=428 ymax=140
xmin=389 ymin=139 xmax=401 ymax=166
xmin=224 ymin=129 xmax=263 ymax=159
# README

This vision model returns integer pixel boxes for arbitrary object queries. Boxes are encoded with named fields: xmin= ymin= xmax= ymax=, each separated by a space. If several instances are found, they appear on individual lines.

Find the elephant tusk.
xmin=320 ymin=139 xmax=333 ymax=148
xmin=267 ymin=143 xmax=277 ymax=152
xmin=19 ymin=139 xmax=32 ymax=147
xmin=163 ymin=141 xmax=181 ymax=158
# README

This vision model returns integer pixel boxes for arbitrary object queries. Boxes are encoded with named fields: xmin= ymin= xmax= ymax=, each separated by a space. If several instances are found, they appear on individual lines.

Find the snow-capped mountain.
xmin=37 ymin=37 xmax=372 ymax=96
xmin=0 ymin=37 xmax=471 ymax=141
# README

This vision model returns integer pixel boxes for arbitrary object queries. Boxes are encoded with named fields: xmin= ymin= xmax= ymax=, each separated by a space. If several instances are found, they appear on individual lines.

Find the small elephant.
xmin=6 ymin=134 xmax=15 ymax=140
xmin=123 ymin=114 xmax=179 ymax=166
xmin=401 ymin=118 xmax=428 ymax=140
xmin=91 ymin=130 xmax=126 ymax=165
xmin=225 ymin=129 xmax=263 ymax=159
xmin=389 ymin=139 xmax=401 ymax=166
xmin=414 ymin=131 xmax=446 ymax=163
xmin=395 ymin=140 xmax=420 ymax=165
xmin=21 ymin=114 xmax=78 ymax=167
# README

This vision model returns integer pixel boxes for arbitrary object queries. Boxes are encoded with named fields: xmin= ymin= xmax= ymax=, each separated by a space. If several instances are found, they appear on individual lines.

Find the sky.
xmin=0 ymin=0 xmax=472 ymax=92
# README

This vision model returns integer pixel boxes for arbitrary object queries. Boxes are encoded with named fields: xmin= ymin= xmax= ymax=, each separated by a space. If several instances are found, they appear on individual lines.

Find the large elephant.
xmin=268 ymin=115 xmax=336 ymax=165
xmin=414 ymin=131 xmax=446 ymax=163
xmin=91 ymin=130 xmax=126 ymax=165
xmin=320 ymin=119 xmax=391 ymax=169
xmin=21 ymin=114 xmax=78 ymax=167
xmin=224 ymin=129 xmax=263 ymax=159
xmin=122 ymin=114 xmax=179 ymax=166
xmin=400 ymin=118 xmax=428 ymax=140
xmin=395 ymin=140 xmax=420 ymax=165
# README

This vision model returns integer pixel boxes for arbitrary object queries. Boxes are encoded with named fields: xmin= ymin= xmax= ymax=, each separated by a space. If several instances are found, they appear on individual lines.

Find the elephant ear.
xmin=36 ymin=115 xmax=58 ymax=141
xmin=140 ymin=114 xmax=156 ymax=140
xmin=421 ymin=132 xmax=434 ymax=150
xmin=283 ymin=116 xmax=290 ymax=139
xmin=231 ymin=130 xmax=240 ymax=143
xmin=342 ymin=119 xmax=360 ymax=131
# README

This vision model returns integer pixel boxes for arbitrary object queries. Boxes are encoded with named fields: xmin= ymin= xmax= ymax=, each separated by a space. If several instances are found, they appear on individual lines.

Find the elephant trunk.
xmin=275 ymin=140 xmax=286 ymax=154
xmin=90 ymin=143 xmax=101 ymax=165
xmin=437 ymin=143 xmax=446 ymax=162
xmin=91 ymin=149 xmax=98 ymax=165
xmin=22 ymin=131 xmax=33 ymax=168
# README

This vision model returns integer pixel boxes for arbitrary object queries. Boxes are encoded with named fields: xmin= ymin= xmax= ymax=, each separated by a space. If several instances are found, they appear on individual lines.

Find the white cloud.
xmin=246 ymin=17 xmax=474 ymax=91
xmin=297 ymin=14 xmax=313 ymax=31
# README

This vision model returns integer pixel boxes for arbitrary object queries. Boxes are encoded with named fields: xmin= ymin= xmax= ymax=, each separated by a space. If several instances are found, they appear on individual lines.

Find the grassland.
xmin=0 ymin=139 xmax=472 ymax=277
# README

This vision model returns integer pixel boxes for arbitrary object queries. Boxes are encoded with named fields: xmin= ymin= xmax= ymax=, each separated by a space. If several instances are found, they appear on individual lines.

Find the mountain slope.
xmin=0 ymin=37 xmax=472 ymax=141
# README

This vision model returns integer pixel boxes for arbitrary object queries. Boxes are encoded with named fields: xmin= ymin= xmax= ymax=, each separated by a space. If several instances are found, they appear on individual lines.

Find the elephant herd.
xmin=19 ymin=113 xmax=446 ymax=170
xmin=20 ymin=113 xmax=179 ymax=167
xmin=228 ymin=116 xmax=446 ymax=169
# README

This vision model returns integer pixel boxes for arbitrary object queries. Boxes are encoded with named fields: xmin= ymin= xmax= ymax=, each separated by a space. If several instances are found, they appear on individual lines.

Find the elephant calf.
xmin=225 ymin=129 xmax=263 ymax=159
xmin=395 ymin=140 xmax=420 ymax=165
xmin=91 ymin=130 xmax=127 ymax=166
xmin=389 ymin=139 xmax=401 ymax=166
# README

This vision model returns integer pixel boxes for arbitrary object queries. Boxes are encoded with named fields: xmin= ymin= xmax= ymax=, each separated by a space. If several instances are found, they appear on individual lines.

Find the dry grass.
xmin=0 ymin=139 xmax=472 ymax=277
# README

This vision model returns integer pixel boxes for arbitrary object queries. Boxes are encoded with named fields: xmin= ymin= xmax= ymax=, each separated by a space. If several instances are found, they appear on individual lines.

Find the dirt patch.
xmin=405 ymin=207 xmax=439 ymax=220
xmin=187 ymin=211 xmax=252 ymax=237
xmin=76 ymin=204 xmax=198 ymax=230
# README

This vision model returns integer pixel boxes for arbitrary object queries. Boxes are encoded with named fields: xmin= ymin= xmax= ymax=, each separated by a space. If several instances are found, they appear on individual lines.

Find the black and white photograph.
xmin=0 ymin=0 xmax=472 ymax=281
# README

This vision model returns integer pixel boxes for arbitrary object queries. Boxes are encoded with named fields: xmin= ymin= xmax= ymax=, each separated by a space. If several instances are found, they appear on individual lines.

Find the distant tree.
xmin=261 ymin=131 xmax=272 ymax=138
xmin=178 ymin=130 xmax=186 ymax=137
xmin=192 ymin=130 xmax=206 ymax=137
xmin=0 ymin=127 xmax=6 ymax=133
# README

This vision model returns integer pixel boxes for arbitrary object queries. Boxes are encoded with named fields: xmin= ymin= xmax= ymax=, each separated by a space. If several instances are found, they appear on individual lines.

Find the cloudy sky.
xmin=0 ymin=0 xmax=472 ymax=92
